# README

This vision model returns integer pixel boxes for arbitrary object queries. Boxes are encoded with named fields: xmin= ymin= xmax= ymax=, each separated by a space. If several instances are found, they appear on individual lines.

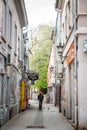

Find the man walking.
xmin=38 ymin=91 xmax=44 ymax=110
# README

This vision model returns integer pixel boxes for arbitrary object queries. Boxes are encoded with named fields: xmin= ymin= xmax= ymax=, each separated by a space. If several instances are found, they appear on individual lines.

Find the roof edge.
xmin=14 ymin=0 xmax=28 ymax=28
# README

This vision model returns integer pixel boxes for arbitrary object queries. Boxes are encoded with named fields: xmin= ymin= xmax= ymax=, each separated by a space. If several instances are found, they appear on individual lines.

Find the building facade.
xmin=47 ymin=32 xmax=55 ymax=104
xmin=55 ymin=0 xmax=87 ymax=129
xmin=0 ymin=0 xmax=28 ymax=125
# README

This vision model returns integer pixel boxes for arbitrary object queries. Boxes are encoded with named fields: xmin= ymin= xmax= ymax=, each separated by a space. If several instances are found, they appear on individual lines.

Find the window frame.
xmin=2 ymin=0 xmax=7 ymax=40
xmin=8 ymin=9 xmax=12 ymax=44
xmin=14 ymin=24 xmax=17 ymax=54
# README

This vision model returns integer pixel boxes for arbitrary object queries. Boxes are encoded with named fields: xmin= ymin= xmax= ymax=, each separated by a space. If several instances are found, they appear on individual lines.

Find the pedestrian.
xmin=38 ymin=91 xmax=44 ymax=111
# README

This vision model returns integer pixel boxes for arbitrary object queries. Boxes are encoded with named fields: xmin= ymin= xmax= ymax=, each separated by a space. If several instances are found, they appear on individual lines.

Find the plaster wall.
xmin=78 ymin=35 xmax=87 ymax=129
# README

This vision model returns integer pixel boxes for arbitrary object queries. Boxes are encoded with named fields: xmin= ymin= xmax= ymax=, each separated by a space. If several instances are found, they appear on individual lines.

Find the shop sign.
xmin=28 ymin=72 xmax=39 ymax=81
xmin=66 ymin=43 xmax=74 ymax=65
xmin=21 ymin=81 xmax=26 ymax=87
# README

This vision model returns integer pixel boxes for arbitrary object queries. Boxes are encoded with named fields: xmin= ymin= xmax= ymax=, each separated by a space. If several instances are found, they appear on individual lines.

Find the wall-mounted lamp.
xmin=56 ymin=44 xmax=63 ymax=56
xmin=50 ymin=66 xmax=54 ymax=72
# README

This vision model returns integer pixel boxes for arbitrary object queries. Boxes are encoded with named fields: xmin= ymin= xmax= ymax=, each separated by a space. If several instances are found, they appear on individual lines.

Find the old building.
xmin=55 ymin=0 xmax=87 ymax=129
xmin=47 ymin=30 xmax=55 ymax=104
xmin=0 ymin=0 xmax=28 ymax=125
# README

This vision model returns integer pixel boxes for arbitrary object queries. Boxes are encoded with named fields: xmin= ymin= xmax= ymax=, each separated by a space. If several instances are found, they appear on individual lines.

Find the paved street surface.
xmin=1 ymin=100 xmax=75 ymax=130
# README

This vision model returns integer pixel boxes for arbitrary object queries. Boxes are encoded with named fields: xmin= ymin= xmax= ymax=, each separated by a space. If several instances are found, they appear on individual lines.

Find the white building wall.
xmin=7 ymin=0 xmax=22 ymax=65
xmin=0 ymin=0 xmax=28 ymax=125
xmin=78 ymin=35 xmax=87 ymax=129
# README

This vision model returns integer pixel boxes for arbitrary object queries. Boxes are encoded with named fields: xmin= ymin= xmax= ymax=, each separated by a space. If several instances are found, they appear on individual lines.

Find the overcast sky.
xmin=24 ymin=0 xmax=57 ymax=28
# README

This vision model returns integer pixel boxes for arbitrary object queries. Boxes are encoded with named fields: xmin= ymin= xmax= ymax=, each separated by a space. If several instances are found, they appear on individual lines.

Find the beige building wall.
xmin=56 ymin=0 xmax=87 ymax=129
xmin=47 ymin=42 xmax=55 ymax=104
xmin=61 ymin=0 xmax=75 ymax=121
xmin=77 ymin=0 xmax=87 ymax=128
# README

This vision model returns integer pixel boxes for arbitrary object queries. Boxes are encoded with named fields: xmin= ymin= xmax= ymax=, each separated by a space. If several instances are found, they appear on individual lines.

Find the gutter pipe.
xmin=74 ymin=0 xmax=78 ymax=129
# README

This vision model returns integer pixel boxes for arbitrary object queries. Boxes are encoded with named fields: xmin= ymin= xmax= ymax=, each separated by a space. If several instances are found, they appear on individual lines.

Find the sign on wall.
xmin=83 ymin=40 xmax=87 ymax=52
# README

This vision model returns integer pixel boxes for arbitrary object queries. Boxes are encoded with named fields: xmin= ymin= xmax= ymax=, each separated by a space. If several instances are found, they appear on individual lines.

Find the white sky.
xmin=24 ymin=0 xmax=57 ymax=28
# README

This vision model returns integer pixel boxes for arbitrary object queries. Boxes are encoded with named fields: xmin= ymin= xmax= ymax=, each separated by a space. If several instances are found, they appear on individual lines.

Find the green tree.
xmin=30 ymin=25 xmax=53 ymax=91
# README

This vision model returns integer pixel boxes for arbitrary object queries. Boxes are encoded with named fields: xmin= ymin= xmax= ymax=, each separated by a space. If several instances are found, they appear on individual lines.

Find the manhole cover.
xmin=27 ymin=125 xmax=45 ymax=129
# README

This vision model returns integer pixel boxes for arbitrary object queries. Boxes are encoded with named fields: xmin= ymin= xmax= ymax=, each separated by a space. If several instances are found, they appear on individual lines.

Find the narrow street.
xmin=1 ymin=100 xmax=75 ymax=130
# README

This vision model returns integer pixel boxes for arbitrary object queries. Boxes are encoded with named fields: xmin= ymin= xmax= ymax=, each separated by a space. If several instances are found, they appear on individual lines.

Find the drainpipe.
xmin=54 ymin=8 xmax=59 ymax=106
xmin=54 ymin=10 xmax=58 ymax=106
xmin=74 ymin=0 xmax=78 ymax=129
xmin=55 ymin=9 xmax=62 ymax=110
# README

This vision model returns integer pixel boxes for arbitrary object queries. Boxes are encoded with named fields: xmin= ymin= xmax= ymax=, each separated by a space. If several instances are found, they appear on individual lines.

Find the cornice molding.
xmin=14 ymin=0 xmax=28 ymax=28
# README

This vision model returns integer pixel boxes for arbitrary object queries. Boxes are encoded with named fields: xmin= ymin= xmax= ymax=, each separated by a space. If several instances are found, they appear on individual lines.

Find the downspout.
xmin=55 ymin=9 xmax=62 ymax=111
xmin=55 ymin=10 xmax=59 ymax=106
xmin=74 ymin=0 xmax=78 ymax=129
xmin=59 ymin=10 xmax=62 ymax=113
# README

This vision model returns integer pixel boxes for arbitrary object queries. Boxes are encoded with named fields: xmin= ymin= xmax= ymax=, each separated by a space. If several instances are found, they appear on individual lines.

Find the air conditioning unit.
xmin=7 ymin=54 xmax=11 ymax=64
xmin=18 ymin=59 xmax=24 ymax=68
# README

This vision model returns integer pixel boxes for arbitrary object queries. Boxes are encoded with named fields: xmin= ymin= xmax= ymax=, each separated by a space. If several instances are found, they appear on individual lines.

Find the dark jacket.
xmin=38 ymin=93 xmax=44 ymax=102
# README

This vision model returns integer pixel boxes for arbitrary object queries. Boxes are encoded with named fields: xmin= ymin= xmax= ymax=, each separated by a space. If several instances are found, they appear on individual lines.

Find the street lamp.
xmin=50 ymin=66 xmax=54 ymax=72
xmin=56 ymin=44 xmax=63 ymax=56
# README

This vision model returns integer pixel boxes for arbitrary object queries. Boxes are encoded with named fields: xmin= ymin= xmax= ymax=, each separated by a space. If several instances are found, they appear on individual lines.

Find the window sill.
xmin=8 ymin=43 xmax=12 ymax=49
xmin=14 ymin=52 xmax=17 ymax=57
xmin=1 ymin=34 xmax=7 ymax=43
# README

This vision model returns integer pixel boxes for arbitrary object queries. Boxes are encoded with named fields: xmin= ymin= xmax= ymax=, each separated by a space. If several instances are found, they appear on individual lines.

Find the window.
xmin=14 ymin=24 xmax=17 ymax=53
xmin=5 ymin=77 xmax=9 ymax=106
xmin=0 ymin=75 xmax=4 ymax=105
xmin=65 ymin=8 xmax=67 ymax=40
xmin=8 ymin=9 xmax=12 ymax=44
xmin=68 ymin=1 xmax=70 ymax=13
xmin=71 ymin=0 xmax=74 ymax=25
xmin=67 ymin=1 xmax=71 ymax=31
xmin=0 ymin=76 xmax=1 ymax=105
xmin=2 ymin=0 xmax=7 ymax=38
xmin=18 ymin=37 xmax=20 ymax=58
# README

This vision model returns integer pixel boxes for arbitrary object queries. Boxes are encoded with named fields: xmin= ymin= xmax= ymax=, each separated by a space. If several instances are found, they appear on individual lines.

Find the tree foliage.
xmin=29 ymin=25 xmax=53 ymax=90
